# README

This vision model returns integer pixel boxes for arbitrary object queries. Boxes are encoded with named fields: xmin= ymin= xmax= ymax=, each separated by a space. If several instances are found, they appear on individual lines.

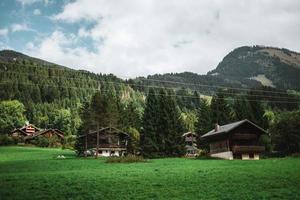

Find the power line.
xmin=1 ymin=63 xmax=297 ymax=95
xmin=135 ymin=77 xmax=292 ymax=95
xmin=1 ymin=81 xmax=300 ymax=104
xmin=2 ymin=70 xmax=300 ymax=100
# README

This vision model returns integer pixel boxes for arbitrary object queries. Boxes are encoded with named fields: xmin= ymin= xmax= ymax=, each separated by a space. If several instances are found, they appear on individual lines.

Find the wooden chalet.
xmin=182 ymin=132 xmax=198 ymax=156
xmin=201 ymin=119 xmax=266 ymax=160
xmin=11 ymin=124 xmax=40 ymax=138
xmin=11 ymin=124 xmax=64 ymax=145
xmin=79 ymin=127 xmax=130 ymax=157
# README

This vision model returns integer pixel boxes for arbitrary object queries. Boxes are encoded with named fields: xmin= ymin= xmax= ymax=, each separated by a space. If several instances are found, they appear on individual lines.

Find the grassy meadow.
xmin=0 ymin=147 xmax=299 ymax=200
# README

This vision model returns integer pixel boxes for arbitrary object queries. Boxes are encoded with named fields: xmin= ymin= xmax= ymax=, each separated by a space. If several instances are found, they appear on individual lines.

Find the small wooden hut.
xmin=182 ymin=132 xmax=198 ymax=156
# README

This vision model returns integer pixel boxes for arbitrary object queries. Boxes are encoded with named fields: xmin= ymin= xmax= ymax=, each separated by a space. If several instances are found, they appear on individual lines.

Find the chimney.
xmin=215 ymin=123 xmax=220 ymax=132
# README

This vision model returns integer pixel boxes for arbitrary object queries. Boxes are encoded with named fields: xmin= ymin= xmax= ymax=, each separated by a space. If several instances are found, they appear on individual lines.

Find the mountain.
xmin=0 ymin=50 xmax=66 ymax=69
xmin=0 ymin=46 xmax=299 ymax=135
xmin=208 ymin=46 xmax=300 ymax=90
xmin=135 ymin=46 xmax=300 ymax=92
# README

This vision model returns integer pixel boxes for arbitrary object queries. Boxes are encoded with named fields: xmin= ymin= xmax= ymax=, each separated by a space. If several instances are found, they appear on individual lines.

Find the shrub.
xmin=48 ymin=135 xmax=62 ymax=148
xmin=291 ymin=153 xmax=300 ymax=158
xmin=32 ymin=136 xmax=49 ymax=147
xmin=62 ymin=135 xmax=76 ymax=150
xmin=261 ymin=151 xmax=286 ymax=158
xmin=105 ymin=154 xmax=146 ymax=163
xmin=0 ymin=135 xmax=15 ymax=145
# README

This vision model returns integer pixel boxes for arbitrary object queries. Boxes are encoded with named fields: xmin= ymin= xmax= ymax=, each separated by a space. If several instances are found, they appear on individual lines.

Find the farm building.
xmin=11 ymin=124 xmax=65 ymax=145
xmin=78 ymin=127 xmax=130 ymax=157
xmin=201 ymin=119 xmax=266 ymax=160
xmin=182 ymin=132 xmax=198 ymax=156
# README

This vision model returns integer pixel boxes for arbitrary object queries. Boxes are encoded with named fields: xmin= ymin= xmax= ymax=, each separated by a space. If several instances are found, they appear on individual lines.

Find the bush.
xmin=105 ymin=154 xmax=146 ymax=163
xmin=48 ymin=135 xmax=62 ymax=148
xmin=291 ymin=153 xmax=300 ymax=158
xmin=32 ymin=137 xmax=49 ymax=147
xmin=62 ymin=135 xmax=76 ymax=150
xmin=261 ymin=151 xmax=286 ymax=158
xmin=0 ymin=135 xmax=15 ymax=145
xmin=259 ymin=134 xmax=272 ymax=153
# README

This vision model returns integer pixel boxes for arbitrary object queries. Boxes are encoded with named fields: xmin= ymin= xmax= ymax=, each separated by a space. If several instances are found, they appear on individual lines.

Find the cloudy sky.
xmin=0 ymin=0 xmax=300 ymax=78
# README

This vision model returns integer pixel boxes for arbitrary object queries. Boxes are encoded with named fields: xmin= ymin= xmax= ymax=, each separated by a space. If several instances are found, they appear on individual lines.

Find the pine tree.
xmin=195 ymin=99 xmax=212 ymax=150
xmin=163 ymin=90 xmax=185 ymax=156
xmin=233 ymin=96 xmax=254 ymax=121
xmin=210 ymin=91 xmax=232 ymax=125
xmin=195 ymin=98 xmax=212 ymax=135
xmin=140 ymin=88 xmax=160 ymax=158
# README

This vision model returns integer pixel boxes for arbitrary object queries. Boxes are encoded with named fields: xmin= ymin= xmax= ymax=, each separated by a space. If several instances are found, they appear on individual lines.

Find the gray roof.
xmin=24 ymin=129 xmax=64 ymax=140
xmin=201 ymin=119 xmax=267 ymax=139
xmin=78 ymin=127 xmax=130 ymax=138
xmin=182 ymin=132 xmax=197 ymax=137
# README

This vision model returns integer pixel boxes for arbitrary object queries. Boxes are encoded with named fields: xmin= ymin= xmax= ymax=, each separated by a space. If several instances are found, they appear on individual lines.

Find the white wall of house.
xmin=211 ymin=151 xmax=233 ymax=160
xmin=254 ymin=154 xmax=260 ymax=160
xmin=98 ymin=150 xmax=120 ymax=157
xmin=241 ymin=153 xmax=260 ymax=160
xmin=242 ymin=154 xmax=250 ymax=160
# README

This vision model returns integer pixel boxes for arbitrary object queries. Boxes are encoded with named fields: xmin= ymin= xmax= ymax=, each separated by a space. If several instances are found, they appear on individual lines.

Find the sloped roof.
xmin=182 ymin=132 xmax=197 ymax=137
xmin=11 ymin=128 xmax=28 ymax=136
xmin=25 ymin=129 xmax=64 ymax=140
xmin=78 ymin=127 xmax=130 ymax=138
xmin=19 ymin=124 xmax=40 ymax=131
xmin=201 ymin=119 xmax=267 ymax=139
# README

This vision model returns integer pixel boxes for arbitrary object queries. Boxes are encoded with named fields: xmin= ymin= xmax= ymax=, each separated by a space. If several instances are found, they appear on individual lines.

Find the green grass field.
xmin=0 ymin=147 xmax=299 ymax=200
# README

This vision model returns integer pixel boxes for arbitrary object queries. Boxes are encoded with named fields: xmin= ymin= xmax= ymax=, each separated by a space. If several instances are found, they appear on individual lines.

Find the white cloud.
xmin=11 ymin=23 xmax=33 ymax=32
xmin=0 ymin=28 xmax=8 ymax=37
xmin=17 ymin=0 xmax=49 ymax=6
xmin=77 ymin=27 xmax=90 ymax=38
xmin=33 ymin=9 xmax=41 ymax=15
xmin=29 ymin=0 xmax=300 ymax=78
xmin=26 ymin=31 xmax=99 ymax=71
xmin=17 ymin=0 xmax=40 ymax=6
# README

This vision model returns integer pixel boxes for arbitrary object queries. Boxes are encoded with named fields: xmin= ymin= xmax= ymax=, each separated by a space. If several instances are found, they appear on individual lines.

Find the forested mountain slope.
xmin=0 ymin=50 xmax=144 ymax=135
xmin=136 ymin=46 xmax=300 ymax=92
xmin=1 ymin=46 xmax=299 ymax=136
xmin=209 ymin=46 xmax=300 ymax=90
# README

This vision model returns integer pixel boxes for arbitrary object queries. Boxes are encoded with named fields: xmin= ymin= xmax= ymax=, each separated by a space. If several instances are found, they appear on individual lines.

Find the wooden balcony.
xmin=232 ymin=145 xmax=265 ymax=153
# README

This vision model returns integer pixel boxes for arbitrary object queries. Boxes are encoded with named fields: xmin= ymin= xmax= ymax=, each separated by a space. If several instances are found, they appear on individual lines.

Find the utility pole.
xmin=95 ymin=82 xmax=101 ymax=159
xmin=95 ymin=123 xmax=99 ymax=159
xmin=85 ymin=131 xmax=88 ymax=158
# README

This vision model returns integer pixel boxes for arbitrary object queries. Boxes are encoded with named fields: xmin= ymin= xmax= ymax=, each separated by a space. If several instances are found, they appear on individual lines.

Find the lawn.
xmin=0 ymin=147 xmax=299 ymax=200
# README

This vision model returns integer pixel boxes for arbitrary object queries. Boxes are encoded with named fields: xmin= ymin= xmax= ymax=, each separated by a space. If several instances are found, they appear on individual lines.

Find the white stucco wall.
xmin=242 ymin=154 xmax=250 ymax=160
xmin=210 ymin=151 xmax=233 ymax=160
xmin=99 ymin=150 xmax=120 ymax=157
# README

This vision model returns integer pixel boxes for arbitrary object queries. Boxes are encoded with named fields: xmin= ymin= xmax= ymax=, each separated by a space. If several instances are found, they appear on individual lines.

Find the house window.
xmin=99 ymin=151 xmax=102 ymax=154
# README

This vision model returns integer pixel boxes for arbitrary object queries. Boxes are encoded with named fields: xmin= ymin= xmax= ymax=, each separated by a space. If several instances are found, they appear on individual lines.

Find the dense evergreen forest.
xmin=0 ymin=49 xmax=300 ymax=155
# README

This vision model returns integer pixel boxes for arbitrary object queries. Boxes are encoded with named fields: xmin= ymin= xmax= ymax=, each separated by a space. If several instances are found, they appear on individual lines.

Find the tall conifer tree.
xmin=210 ymin=91 xmax=232 ymax=125
xmin=140 ymin=88 xmax=160 ymax=157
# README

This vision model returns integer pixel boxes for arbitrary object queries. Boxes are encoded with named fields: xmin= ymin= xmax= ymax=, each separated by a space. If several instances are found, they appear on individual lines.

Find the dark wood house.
xmin=182 ymin=132 xmax=198 ymax=156
xmin=11 ymin=124 xmax=64 ymax=145
xmin=79 ymin=127 xmax=130 ymax=157
xmin=201 ymin=119 xmax=266 ymax=160
xmin=11 ymin=124 xmax=40 ymax=139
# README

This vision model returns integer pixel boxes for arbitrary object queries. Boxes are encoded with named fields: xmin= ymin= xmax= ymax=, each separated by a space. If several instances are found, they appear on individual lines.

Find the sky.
xmin=0 ymin=0 xmax=300 ymax=78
